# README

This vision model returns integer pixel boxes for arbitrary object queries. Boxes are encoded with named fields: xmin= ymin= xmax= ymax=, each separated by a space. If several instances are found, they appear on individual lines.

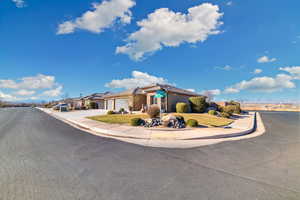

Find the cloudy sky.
xmin=1 ymin=0 xmax=299 ymax=102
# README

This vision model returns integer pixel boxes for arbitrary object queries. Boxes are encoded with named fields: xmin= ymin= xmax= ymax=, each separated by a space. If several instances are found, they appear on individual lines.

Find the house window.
xmin=150 ymin=95 xmax=157 ymax=105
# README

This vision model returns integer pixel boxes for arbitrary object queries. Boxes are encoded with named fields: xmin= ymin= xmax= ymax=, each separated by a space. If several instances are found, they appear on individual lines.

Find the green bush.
xmin=119 ymin=108 xmax=126 ymax=113
xmin=220 ymin=112 xmax=230 ymax=118
xmin=130 ymin=118 xmax=143 ymax=126
xmin=147 ymin=105 xmax=160 ymax=118
xmin=223 ymin=105 xmax=240 ymax=115
xmin=189 ymin=96 xmax=208 ymax=113
xmin=208 ymin=110 xmax=217 ymax=115
xmin=186 ymin=119 xmax=198 ymax=127
xmin=176 ymin=102 xmax=189 ymax=113
xmin=107 ymin=110 xmax=115 ymax=115
xmin=226 ymin=101 xmax=242 ymax=114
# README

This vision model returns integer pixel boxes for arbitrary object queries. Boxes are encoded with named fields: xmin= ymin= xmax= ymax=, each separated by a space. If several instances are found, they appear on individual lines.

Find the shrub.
xmin=226 ymin=101 xmax=242 ymax=114
xmin=119 ymin=108 xmax=126 ymax=113
xmin=176 ymin=102 xmax=189 ymax=113
xmin=208 ymin=110 xmax=217 ymax=115
xmin=107 ymin=110 xmax=115 ymax=115
xmin=189 ymin=96 xmax=208 ymax=113
xmin=186 ymin=119 xmax=198 ymax=127
xmin=147 ymin=105 xmax=160 ymax=118
xmin=220 ymin=112 xmax=230 ymax=118
xmin=130 ymin=118 xmax=143 ymax=126
xmin=223 ymin=105 xmax=240 ymax=115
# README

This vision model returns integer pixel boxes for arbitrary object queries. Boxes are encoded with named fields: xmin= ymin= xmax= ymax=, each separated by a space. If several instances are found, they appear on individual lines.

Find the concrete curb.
xmin=37 ymin=108 xmax=259 ymax=141
xmin=37 ymin=108 xmax=266 ymax=148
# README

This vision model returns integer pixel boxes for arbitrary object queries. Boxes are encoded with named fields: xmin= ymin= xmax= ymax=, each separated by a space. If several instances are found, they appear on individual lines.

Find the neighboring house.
xmin=104 ymin=84 xmax=202 ymax=112
xmin=82 ymin=92 xmax=111 ymax=109
xmin=64 ymin=97 xmax=83 ymax=109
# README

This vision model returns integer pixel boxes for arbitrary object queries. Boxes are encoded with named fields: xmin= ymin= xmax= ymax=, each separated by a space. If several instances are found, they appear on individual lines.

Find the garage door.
xmin=107 ymin=100 xmax=114 ymax=110
xmin=115 ymin=98 xmax=129 ymax=111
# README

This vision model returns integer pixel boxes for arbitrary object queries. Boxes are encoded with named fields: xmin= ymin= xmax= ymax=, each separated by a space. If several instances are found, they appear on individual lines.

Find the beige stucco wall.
xmin=133 ymin=94 xmax=146 ymax=111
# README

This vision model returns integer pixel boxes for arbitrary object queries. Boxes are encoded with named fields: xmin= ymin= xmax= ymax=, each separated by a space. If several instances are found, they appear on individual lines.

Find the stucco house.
xmin=104 ymin=84 xmax=202 ymax=112
xmin=63 ymin=97 xmax=83 ymax=109
xmin=82 ymin=92 xmax=111 ymax=109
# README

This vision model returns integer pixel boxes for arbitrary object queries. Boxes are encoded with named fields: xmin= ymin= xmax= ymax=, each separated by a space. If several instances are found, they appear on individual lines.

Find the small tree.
xmin=176 ymin=102 xmax=189 ymax=113
xmin=147 ymin=105 xmax=160 ymax=118
xmin=189 ymin=96 xmax=208 ymax=113
xmin=225 ymin=101 xmax=241 ymax=114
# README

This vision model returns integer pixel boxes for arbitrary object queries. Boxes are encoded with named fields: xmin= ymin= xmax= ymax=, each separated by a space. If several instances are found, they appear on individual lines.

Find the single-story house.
xmin=104 ymin=84 xmax=202 ymax=112
xmin=82 ymin=92 xmax=111 ymax=109
xmin=63 ymin=97 xmax=83 ymax=109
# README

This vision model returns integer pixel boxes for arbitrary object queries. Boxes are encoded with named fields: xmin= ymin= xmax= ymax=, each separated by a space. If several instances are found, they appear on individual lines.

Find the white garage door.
xmin=107 ymin=100 xmax=114 ymax=110
xmin=115 ymin=99 xmax=129 ymax=111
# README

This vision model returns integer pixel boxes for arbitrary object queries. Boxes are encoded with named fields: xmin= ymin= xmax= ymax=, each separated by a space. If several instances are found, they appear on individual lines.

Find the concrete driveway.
xmin=0 ymin=107 xmax=299 ymax=200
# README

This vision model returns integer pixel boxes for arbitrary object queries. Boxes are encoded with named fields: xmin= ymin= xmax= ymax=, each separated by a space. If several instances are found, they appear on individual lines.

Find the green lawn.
xmin=88 ymin=113 xmax=233 ymax=127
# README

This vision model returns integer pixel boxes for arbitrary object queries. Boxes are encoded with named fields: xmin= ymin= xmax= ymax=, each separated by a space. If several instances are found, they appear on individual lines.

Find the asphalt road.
xmin=0 ymin=108 xmax=299 ymax=200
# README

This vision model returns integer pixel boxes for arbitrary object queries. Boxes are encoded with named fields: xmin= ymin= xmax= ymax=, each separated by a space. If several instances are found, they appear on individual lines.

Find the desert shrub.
xmin=107 ymin=110 xmax=115 ymax=115
xmin=130 ymin=118 xmax=143 ymax=126
xmin=217 ymin=105 xmax=224 ymax=112
xmin=119 ymin=108 xmax=126 ymax=113
xmin=223 ymin=105 xmax=240 ymax=115
xmin=176 ymin=102 xmax=189 ymax=113
xmin=208 ymin=110 xmax=217 ymax=115
xmin=147 ymin=105 xmax=160 ymax=118
xmin=186 ymin=119 xmax=198 ymax=127
xmin=189 ymin=96 xmax=208 ymax=113
xmin=220 ymin=112 xmax=230 ymax=118
xmin=226 ymin=101 xmax=242 ymax=114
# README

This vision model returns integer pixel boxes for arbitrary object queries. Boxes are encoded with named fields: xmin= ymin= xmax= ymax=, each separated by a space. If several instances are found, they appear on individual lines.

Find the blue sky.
xmin=1 ymin=0 xmax=300 ymax=102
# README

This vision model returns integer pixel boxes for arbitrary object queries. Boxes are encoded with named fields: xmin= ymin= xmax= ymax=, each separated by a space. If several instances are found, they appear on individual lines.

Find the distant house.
xmin=104 ymin=84 xmax=202 ymax=112
xmin=64 ymin=97 xmax=83 ymax=109
xmin=82 ymin=92 xmax=111 ymax=109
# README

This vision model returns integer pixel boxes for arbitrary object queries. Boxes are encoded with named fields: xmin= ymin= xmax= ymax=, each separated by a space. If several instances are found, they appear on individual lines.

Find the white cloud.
xmin=253 ymin=68 xmax=262 ymax=74
xmin=202 ymin=89 xmax=221 ymax=101
xmin=257 ymin=56 xmax=277 ymax=63
xmin=57 ymin=0 xmax=135 ymax=35
xmin=14 ymin=89 xmax=35 ymax=96
xmin=215 ymin=65 xmax=232 ymax=71
xmin=224 ymin=74 xmax=295 ymax=93
xmin=12 ymin=0 xmax=25 ymax=8
xmin=226 ymin=1 xmax=233 ymax=6
xmin=0 ymin=74 xmax=57 ymax=90
xmin=105 ymin=71 xmax=170 ymax=89
xmin=0 ymin=74 xmax=63 ymax=101
xmin=224 ymin=87 xmax=240 ymax=94
xmin=0 ymin=91 xmax=18 ymax=101
xmin=116 ymin=3 xmax=223 ymax=60
xmin=186 ymin=88 xmax=196 ymax=92
xmin=40 ymin=86 xmax=63 ymax=97
xmin=280 ymin=66 xmax=300 ymax=79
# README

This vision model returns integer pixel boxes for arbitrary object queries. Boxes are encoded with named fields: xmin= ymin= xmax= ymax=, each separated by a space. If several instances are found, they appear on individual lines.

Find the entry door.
xmin=107 ymin=100 xmax=114 ymax=110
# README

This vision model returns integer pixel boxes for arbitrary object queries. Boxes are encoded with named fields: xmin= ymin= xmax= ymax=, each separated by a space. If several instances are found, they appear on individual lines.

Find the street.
xmin=0 ymin=108 xmax=299 ymax=200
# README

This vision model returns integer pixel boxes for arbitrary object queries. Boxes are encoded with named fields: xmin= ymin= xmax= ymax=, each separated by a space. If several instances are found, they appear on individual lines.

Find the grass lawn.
xmin=88 ymin=113 xmax=233 ymax=127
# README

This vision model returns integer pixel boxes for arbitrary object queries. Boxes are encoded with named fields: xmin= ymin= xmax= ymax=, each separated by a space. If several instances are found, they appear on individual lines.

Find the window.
xmin=150 ymin=95 xmax=157 ymax=105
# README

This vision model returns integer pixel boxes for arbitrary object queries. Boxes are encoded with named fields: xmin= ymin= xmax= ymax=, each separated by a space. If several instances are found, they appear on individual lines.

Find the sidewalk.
xmin=37 ymin=108 xmax=265 ymax=148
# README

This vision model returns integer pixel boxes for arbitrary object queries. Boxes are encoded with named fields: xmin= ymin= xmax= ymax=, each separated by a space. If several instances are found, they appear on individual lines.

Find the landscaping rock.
xmin=144 ymin=118 xmax=162 ymax=127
